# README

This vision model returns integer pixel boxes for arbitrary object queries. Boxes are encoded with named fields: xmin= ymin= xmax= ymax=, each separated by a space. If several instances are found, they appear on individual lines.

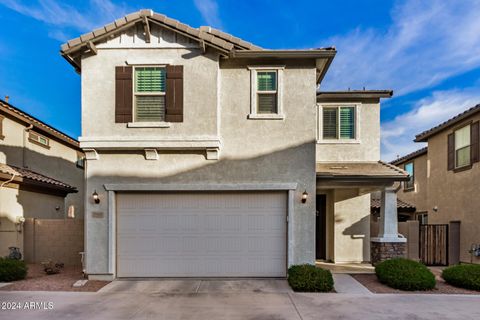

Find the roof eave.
xmin=230 ymin=49 xmax=337 ymax=59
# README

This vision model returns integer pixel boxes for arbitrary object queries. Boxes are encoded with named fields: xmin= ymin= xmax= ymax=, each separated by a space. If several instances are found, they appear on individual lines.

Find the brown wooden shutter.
xmin=471 ymin=121 xmax=479 ymax=164
xmin=447 ymin=133 xmax=455 ymax=171
xmin=165 ymin=65 xmax=184 ymax=122
xmin=115 ymin=66 xmax=133 ymax=123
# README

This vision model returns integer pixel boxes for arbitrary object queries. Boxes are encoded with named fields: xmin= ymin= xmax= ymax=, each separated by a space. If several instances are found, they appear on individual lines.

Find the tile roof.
xmin=390 ymin=147 xmax=428 ymax=166
xmin=370 ymin=193 xmax=416 ymax=212
xmin=0 ymin=163 xmax=77 ymax=193
xmin=316 ymin=161 xmax=409 ymax=180
xmin=0 ymin=100 xmax=80 ymax=150
xmin=415 ymin=104 xmax=480 ymax=142
xmin=199 ymin=26 xmax=263 ymax=50
xmin=317 ymin=90 xmax=393 ymax=100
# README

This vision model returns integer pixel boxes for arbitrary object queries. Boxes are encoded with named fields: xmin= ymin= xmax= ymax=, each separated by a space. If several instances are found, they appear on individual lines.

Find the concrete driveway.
xmin=1 ymin=279 xmax=480 ymax=320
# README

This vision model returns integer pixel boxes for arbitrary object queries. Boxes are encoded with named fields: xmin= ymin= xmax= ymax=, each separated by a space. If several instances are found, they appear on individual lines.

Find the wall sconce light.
xmin=433 ymin=206 xmax=438 ymax=212
xmin=15 ymin=216 xmax=26 ymax=233
xmin=301 ymin=190 xmax=308 ymax=203
xmin=92 ymin=190 xmax=100 ymax=204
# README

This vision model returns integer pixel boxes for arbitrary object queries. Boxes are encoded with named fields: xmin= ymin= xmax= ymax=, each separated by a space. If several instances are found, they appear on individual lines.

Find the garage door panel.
xmin=117 ymin=192 xmax=287 ymax=277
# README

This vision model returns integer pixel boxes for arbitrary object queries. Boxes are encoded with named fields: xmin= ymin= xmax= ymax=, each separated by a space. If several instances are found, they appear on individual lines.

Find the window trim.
xmin=132 ymin=65 xmax=169 ymax=124
xmin=453 ymin=123 xmax=471 ymax=170
xmin=28 ymin=131 xmax=50 ymax=149
xmin=317 ymin=103 xmax=360 ymax=144
xmin=403 ymin=161 xmax=415 ymax=191
xmin=247 ymin=66 xmax=285 ymax=120
xmin=0 ymin=115 xmax=4 ymax=140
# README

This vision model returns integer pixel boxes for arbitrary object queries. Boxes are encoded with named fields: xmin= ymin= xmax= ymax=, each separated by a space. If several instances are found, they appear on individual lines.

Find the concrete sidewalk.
xmin=333 ymin=274 xmax=372 ymax=294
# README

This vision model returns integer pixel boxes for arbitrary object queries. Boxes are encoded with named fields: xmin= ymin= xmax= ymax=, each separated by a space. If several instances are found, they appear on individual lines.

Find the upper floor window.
xmin=247 ymin=66 xmax=284 ymax=120
xmin=454 ymin=125 xmax=471 ymax=168
xmin=322 ymin=106 xmax=355 ymax=140
xmin=28 ymin=131 xmax=50 ymax=149
xmin=0 ymin=115 xmax=4 ymax=140
xmin=404 ymin=161 xmax=414 ymax=190
xmin=134 ymin=66 xmax=166 ymax=122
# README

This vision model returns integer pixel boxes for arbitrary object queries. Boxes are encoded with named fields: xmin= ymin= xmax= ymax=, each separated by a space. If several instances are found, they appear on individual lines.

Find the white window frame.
xmin=454 ymin=124 xmax=471 ymax=169
xmin=28 ymin=131 xmax=50 ymax=148
xmin=129 ymin=65 xmax=170 ymax=127
xmin=247 ymin=66 xmax=285 ymax=120
xmin=317 ymin=103 xmax=360 ymax=144
xmin=404 ymin=161 xmax=415 ymax=190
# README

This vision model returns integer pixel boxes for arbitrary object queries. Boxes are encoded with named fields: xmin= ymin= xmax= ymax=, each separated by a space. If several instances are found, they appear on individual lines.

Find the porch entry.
xmin=316 ymin=194 xmax=327 ymax=260
xmin=419 ymin=224 xmax=449 ymax=266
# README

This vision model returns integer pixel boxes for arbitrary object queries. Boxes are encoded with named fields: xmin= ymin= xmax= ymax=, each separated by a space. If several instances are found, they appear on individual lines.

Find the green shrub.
xmin=0 ymin=258 xmax=28 ymax=282
xmin=287 ymin=264 xmax=334 ymax=292
xmin=375 ymin=258 xmax=435 ymax=291
xmin=442 ymin=264 xmax=480 ymax=291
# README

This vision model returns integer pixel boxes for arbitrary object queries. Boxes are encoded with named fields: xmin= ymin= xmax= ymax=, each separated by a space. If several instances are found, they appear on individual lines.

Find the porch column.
xmin=371 ymin=186 xmax=406 ymax=265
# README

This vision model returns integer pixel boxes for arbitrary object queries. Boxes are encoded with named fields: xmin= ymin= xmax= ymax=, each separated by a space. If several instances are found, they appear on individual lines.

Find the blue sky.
xmin=1 ymin=0 xmax=480 ymax=161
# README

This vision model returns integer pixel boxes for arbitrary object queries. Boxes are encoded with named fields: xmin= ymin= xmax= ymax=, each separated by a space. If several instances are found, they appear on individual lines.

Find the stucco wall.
xmin=315 ymin=102 xmax=380 ymax=162
xmin=426 ymin=113 xmax=480 ymax=264
xmin=332 ymin=189 xmax=371 ymax=263
xmin=396 ymin=152 xmax=429 ymax=213
xmin=0 ymin=187 xmax=66 ymax=257
xmin=81 ymin=46 xmax=318 ymax=275
xmin=0 ymin=116 xmax=84 ymax=217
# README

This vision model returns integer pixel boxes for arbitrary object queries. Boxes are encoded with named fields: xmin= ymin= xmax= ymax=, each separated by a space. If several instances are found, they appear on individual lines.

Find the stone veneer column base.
xmin=371 ymin=241 xmax=407 ymax=266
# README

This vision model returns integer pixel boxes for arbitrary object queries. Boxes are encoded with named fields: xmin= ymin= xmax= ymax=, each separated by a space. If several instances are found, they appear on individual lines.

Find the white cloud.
xmin=193 ymin=0 xmax=223 ymax=28
xmin=321 ymin=0 xmax=480 ymax=96
xmin=381 ymin=87 xmax=480 ymax=161
xmin=0 ymin=0 xmax=130 ymax=41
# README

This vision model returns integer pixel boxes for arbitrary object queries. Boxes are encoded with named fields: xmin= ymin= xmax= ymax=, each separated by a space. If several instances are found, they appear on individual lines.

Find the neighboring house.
xmin=391 ymin=147 xmax=429 ymax=224
xmin=371 ymin=191 xmax=416 ymax=222
xmin=393 ymin=104 xmax=480 ymax=264
xmin=0 ymin=99 xmax=84 ymax=259
xmin=61 ymin=9 xmax=408 ymax=279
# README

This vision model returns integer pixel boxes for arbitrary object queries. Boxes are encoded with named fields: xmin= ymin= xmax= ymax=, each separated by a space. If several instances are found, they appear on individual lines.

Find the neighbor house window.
xmin=134 ymin=66 xmax=166 ymax=122
xmin=404 ymin=162 xmax=414 ymax=190
xmin=28 ymin=131 xmax=49 ymax=148
xmin=76 ymin=153 xmax=85 ymax=169
xmin=417 ymin=213 xmax=428 ymax=225
xmin=322 ymin=106 xmax=355 ymax=139
xmin=0 ymin=115 xmax=4 ymax=140
xmin=454 ymin=125 xmax=471 ymax=168
xmin=257 ymin=71 xmax=277 ymax=114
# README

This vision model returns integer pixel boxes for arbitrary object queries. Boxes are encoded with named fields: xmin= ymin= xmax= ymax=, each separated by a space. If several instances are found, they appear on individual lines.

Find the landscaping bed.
xmin=352 ymin=273 xmax=479 ymax=294
xmin=0 ymin=264 xmax=109 ymax=292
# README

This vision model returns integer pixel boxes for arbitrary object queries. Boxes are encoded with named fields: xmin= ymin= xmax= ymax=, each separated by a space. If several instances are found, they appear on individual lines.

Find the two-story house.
xmin=0 ymin=99 xmax=84 ymax=259
xmin=61 ymin=10 xmax=408 ymax=279
xmin=394 ymin=104 xmax=480 ymax=265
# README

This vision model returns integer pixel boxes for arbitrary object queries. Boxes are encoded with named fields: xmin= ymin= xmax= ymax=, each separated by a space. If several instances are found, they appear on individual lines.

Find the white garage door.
xmin=116 ymin=192 xmax=287 ymax=277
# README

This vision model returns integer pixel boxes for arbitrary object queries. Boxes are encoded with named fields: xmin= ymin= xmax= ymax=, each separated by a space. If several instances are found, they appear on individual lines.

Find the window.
xmin=134 ymin=66 xmax=166 ymax=122
xmin=417 ymin=213 xmax=428 ymax=225
xmin=76 ymin=153 xmax=85 ymax=169
xmin=404 ymin=162 xmax=414 ymax=190
xmin=248 ymin=66 xmax=284 ymax=119
xmin=28 ymin=131 xmax=49 ymax=148
xmin=257 ymin=71 xmax=277 ymax=114
xmin=322 ymin=106 xmax=355 ymax=139
xmin=454 ymin=125 xmax=471 ymax=168
xmin=0 ymin=115 xmax=4 ymax=140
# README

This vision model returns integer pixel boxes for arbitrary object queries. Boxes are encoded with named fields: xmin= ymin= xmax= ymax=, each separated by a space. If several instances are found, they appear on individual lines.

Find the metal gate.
xmin=419 ymin=224 xmax=449 ymax=266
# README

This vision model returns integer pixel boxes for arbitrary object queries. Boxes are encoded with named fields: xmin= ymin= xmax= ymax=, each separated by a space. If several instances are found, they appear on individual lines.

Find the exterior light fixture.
xmin=301 ymin=190 xmax=308 ymax=203
xmin=15 ymin=216 xmax=26 ymax=233
xmin=92 ymin=190 xmax=100 ymax=204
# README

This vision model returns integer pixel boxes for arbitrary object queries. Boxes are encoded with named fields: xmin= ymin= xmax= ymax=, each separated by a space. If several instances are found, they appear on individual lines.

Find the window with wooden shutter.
xmin=471 ymin=121 xmax=479 ymax=164
xmin=165 ymin=65 xmax=184 ymax=122
xmin=257 ymin=71 xmax=277 ymax=114
xmin=447 ymin=133 xmax=455 ymax=170
xmin=134 ymin=67 xmax=166 ymax=122
xmin=322 ymin=106 xmax=356 ymax=140
xmin=115 ymin=66 xmax=133 ymax=123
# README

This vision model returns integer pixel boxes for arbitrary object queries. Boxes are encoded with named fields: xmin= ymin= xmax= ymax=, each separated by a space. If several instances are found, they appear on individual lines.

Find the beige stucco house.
xmin=61 ymin=9 xmax=408 ymax=279
xmin=393 ymin=104 xmax=480 ymax=265
xmin=0 ymin=99 xmax=84 ymax=258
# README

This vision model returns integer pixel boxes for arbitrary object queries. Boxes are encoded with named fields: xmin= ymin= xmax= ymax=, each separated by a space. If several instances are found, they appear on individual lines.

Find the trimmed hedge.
xmin=0 ymin=258 xmax=28 ymax=282
xmin=375 ymin=258 xmax=435 ymax=291
xmin=287 ymin=264 xmax=334 ymax=292
xmin=442 ymin=264 xmax=480 ymax=291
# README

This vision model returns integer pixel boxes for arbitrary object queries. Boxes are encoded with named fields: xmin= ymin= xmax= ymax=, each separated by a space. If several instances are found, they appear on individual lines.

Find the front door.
xmin=316 ymin=194 xmax=327 ymax=260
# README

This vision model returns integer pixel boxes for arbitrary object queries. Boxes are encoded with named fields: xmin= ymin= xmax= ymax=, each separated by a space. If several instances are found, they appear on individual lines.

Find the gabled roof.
xmin=390 ymin=147 xmax=428 ymax=166
xmin=0 ymin=99 xmax=80 ymax=150
xmin=415 ymin=104 xmax=480 ymax=142
xmin=0 ymin=163 xmax=77 ymax=195
xmin=60 ymin=9 xmax=336 ymax=81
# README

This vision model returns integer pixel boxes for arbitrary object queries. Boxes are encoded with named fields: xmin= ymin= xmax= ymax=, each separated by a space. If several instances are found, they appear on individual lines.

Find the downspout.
xmin=23 ymin=124 xmax=33 ymax=168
